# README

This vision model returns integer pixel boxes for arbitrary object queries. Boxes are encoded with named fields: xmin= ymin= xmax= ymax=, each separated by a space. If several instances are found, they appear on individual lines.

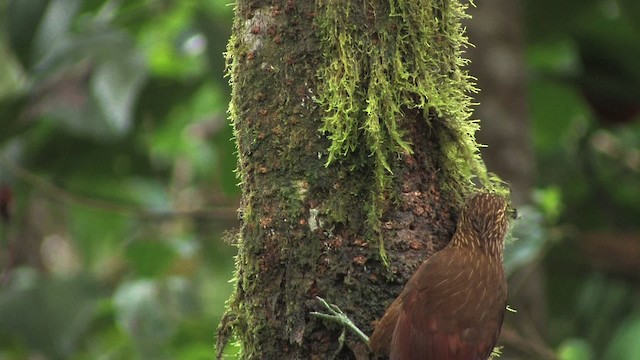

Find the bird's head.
xmin=454 ymin=192 xmax=515 ymax=256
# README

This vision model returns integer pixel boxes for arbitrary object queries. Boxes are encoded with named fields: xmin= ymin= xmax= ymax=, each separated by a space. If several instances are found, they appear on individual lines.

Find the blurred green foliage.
xmin=0 ymin=0 xmax=238 ymax=359
xmin=0 ymin=0 xmax=639 ymax=359
xmin=522 ymin=0 xmax=640 ymax=359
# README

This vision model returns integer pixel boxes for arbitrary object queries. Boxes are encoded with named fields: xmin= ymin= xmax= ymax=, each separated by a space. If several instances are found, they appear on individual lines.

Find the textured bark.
xmin=219 ymin=1 xmax=489 ymax=358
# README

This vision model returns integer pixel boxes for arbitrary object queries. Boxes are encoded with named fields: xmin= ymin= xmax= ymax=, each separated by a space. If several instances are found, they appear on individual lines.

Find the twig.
xmin=0 ymin=154 xmax=238 ymax=221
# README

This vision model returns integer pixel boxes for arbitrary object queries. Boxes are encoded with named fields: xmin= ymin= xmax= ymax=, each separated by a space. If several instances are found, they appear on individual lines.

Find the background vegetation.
xmin=0 ymin=0 xmax=639 ymax=359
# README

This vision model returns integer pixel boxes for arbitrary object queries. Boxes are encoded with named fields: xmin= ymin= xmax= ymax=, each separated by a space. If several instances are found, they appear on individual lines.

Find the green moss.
xmin=216 ymin=231 xmax=244 ymax=359
xmin=315 ymin=0 xmax=508 ymax=261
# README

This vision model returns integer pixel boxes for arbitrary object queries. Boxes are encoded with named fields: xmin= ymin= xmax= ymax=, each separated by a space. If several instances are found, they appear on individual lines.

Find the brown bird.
xmin=368 ymin=192 xmax=512 ymax=360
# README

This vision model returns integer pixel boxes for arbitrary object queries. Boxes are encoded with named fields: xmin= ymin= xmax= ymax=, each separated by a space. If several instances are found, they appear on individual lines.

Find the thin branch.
xmin=0 ymin=154 xmax=238 ymax=221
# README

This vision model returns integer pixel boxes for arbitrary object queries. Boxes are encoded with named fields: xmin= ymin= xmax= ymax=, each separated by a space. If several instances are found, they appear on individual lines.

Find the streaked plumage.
xmin=369 ymin=193 xmax=511 ymax=360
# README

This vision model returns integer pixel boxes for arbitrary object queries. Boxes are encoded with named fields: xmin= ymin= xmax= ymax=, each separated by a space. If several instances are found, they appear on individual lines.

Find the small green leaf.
xmin=558 ymin=338 xmax=594 ymax=360
xmin=604 ymin=311 xmax=640 ymax=360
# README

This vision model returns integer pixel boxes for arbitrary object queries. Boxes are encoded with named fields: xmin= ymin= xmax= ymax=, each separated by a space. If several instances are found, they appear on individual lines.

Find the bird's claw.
xmin=311 ymin=296 xmax=350 ymax=357
xmin=310 ymin=296 xmax=349 ymax=321
xmin=310 ymin=296 xmax=370 ymax=345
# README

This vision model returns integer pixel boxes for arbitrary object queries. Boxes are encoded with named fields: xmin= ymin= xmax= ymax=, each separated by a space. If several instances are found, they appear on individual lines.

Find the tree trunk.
xmin=466 ymin=0 xmax=533 ymax=206
xmin=217 ymin=0 xmax=505 ymax=358
xmin=466 ymin=3 xmax=553 ymax=359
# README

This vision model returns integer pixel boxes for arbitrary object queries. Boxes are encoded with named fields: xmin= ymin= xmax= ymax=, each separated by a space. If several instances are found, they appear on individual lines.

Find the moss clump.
xmin=315 ymin=0 xmax=507 ymax=261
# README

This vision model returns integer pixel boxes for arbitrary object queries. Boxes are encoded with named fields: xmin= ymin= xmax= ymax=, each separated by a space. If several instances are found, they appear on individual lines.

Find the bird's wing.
xmin=388 ymin=248 xmax=506 ymax=360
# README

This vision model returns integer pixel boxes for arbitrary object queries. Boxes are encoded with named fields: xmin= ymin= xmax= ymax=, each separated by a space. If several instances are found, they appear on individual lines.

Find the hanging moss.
xmin=315 ymin=0 xmax=507 ymax=261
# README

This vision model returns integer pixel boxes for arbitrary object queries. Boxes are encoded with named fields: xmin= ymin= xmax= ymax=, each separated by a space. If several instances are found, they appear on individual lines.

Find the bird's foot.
xmin=310 ymin=296 xmax=370 ymax=345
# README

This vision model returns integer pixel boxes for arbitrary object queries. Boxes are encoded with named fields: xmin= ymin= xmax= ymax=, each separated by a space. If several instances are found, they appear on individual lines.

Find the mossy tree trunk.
xmin=217 ymin=0 xmax=504 ymax=359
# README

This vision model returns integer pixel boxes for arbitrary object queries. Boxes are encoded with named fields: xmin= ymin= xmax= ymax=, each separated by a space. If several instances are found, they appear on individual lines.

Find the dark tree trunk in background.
xmin=218 ymin=0 xmax=504 ymax=358
xmin=466 ymin=0 xmax=533 ymax=205
xmin=466 ymin=2 xmax=554 ymax=359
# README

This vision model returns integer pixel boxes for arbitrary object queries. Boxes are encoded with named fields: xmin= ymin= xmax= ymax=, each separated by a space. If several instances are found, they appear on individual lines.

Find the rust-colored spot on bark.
xmin=328 ymin=236 xmax=344 ymax=248
xmin=404 ymin=155 xmax=416 ymax=167
xmin=284 ymin=54 xmax=295 ymax=65
xmin=353 ymin=255 xmax=367 ymax=266
xmin=286 ymin=0 xmax=295 ymax=12
xmin=309 ymin=281 xmax=319 ymax=297
xmin=353 ymin=238 xmax=368 ymax=247
xmin=266 ymin=25 xmax=277 ymax=37
xmin=413 ymin=206 xmax=425 ymax=216
xmin=260 ymin=216 xmax=273 ymax=228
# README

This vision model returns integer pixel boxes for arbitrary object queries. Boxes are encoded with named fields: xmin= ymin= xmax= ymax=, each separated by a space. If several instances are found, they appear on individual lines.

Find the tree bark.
xmin=217 ymin=1 xmax=504 ymax=358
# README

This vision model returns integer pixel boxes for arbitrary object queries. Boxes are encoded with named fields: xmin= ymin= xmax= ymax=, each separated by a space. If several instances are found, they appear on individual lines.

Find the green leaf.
xmin=604 ymin=311 xmax=640 ymax=360
xmin=533 ymin=186 xmax=563 ymax=223
xmin=558 ymin=338 xmax=594 ymax=360
xmin=528 ymin=79 xmax=590 ymax=153
xmin=91 ymin=46 xmax=147 ymax=136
